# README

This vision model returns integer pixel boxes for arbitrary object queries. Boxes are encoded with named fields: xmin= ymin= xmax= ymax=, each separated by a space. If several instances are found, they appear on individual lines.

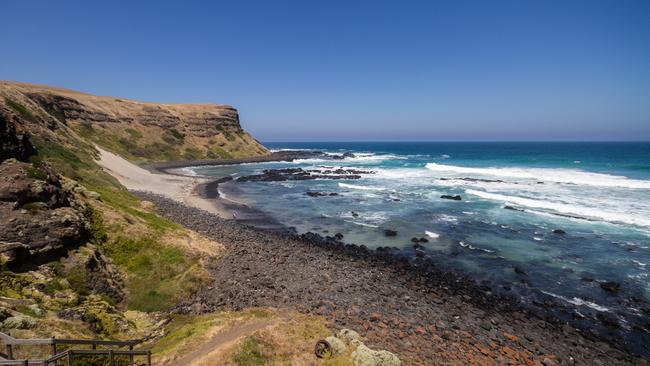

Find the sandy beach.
xmin=96 ymin=146 xmax=235 ymax=219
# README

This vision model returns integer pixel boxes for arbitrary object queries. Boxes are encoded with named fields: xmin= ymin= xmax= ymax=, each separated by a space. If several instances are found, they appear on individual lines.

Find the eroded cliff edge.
xmin=0 ymin=81 xmax=268 ymax=162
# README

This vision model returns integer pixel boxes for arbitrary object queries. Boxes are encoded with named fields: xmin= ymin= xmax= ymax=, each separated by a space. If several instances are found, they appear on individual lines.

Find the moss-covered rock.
xmin=57 ymin=295 xmax=133 ymax=337
xmin=2 ymin=314 xmax=37 ymax=330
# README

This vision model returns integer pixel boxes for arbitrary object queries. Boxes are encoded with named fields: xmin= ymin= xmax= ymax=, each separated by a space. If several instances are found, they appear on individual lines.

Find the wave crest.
xmin=425 ymin=163 xmax=650 ymax=189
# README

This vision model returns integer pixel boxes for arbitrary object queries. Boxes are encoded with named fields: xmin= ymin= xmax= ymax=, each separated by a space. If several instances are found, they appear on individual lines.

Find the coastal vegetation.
xmin=0 ymin=82 xmax=313 ymax=363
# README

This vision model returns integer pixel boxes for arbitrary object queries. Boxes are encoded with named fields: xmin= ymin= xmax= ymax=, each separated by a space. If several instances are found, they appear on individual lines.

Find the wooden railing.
xmin=0 ymin=332 xmax=151 ymax=365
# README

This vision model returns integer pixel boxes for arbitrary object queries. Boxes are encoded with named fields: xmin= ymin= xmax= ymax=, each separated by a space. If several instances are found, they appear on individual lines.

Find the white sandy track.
xmin=95 ymin=146 xmax=232 ymax=218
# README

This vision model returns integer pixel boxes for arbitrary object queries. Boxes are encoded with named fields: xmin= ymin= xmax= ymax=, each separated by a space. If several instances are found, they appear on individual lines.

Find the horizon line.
xmin=261 ymin=140 xmax=650 ymax=143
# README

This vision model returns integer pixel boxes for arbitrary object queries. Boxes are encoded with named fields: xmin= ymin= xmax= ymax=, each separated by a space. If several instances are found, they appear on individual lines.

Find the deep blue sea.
xmin=190 ymin=142 xmax=650 ymax=352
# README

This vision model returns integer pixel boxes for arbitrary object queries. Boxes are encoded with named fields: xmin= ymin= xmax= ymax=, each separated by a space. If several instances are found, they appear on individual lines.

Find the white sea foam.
xmin=338 ymin=183 xmax=386 ymax=191
xmin=344 ymin=153 xmax=407 ymax=162
xmin=269 ymin=148 xmax=318 ymax=152
xmin=459 ymin=241 xmax=494 ymax=253
xmin=437 ymin=214 xmax=458 ymax=223
xmin=179 ymin=167 xmax=199 ymax=177
xmin=631 ymin=260 xmax=647 ymax=267
xmin=345 ymin=220 xmax=380 ymax=228
xmin=293 ymin=153 xmax=406 ymax=165
xmin=425 ymin=230 xmax=440 ymax=239
xmin=541 ymin=291 xmax=610 ymax=312
xmin=425 ymin=163 xmax=650 ymax=189
xmin=465 ymin=189 xmax=650 ymax=228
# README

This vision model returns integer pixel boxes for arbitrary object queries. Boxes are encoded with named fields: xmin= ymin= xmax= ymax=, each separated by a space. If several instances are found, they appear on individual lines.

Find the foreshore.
xmin=135 ymin=192 xmax=643 ymax=365
xmin=96 ymin=149 xmax=647 ymax=365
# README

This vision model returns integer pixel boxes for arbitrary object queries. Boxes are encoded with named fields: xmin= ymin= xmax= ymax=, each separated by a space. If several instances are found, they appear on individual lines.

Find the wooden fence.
xmin=0 ymin=332 xmax=151 ymax=365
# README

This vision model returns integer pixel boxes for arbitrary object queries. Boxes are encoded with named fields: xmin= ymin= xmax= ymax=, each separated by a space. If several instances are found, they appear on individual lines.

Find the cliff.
xmin=0 ymin=81 xmax=268 ymax=162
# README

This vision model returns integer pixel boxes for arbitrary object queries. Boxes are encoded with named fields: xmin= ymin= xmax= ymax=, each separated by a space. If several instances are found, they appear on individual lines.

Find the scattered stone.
xmin=552 ymin=229 xmax=566 ymax=235
xmin=132 ymin=192 xmax=645 ymax=365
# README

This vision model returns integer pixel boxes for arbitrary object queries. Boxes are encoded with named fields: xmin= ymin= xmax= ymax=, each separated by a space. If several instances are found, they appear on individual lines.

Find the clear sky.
xmin=2 ymin=0 xmax=649 ymax=141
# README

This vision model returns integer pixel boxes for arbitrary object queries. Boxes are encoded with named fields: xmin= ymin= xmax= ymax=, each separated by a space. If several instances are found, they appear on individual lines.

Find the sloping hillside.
xmin=0 ymin=81 xmax=268 ymax=162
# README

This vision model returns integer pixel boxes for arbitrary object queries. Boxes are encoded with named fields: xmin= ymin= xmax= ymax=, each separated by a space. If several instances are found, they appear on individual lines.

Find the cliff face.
xmin=0 ymin=81 xmax=268 ymax=162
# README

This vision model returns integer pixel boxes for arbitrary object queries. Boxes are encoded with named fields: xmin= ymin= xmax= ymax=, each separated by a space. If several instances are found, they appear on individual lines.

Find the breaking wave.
xmin=465 ymin=189 xmax=650 ymax=228
xmin=425 ymin=163 xmax=650 ymax=189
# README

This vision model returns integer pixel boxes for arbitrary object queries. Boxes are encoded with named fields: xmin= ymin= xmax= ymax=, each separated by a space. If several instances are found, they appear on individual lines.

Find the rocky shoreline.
xmin=145 ymin=149 xmax=330 ymax=172
xmin=134 ymin=191 xmax=647 ymax=365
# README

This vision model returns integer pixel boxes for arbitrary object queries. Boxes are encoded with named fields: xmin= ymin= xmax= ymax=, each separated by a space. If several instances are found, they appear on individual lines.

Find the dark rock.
xmin=514 ymin=266 xmax=528 ymax=276
xmin=384 ymin=229 xmax=398 ymax=237
xmin=0 ymin=155 xmax=88 ymax=270
xmin=440 ymin=195 xmax=462 ymax=201
xmin=552 ymin=229 xmax=566 ymax=235
xmin=600 ymin=281 xmax=620 ymax=294
xmin=1 ymin=113 xmax=36 ymax=163
xmin=306 ymin=191 xmax=339 ymax=197
xmin=504 ymin=205 xmax=523 ymax=212
xmin=237 ymin=167 xmax=369 ymax=182
xmin=331 ymin=152 xmax=356 ymax=160
xmin=334 ymin=233 xmax=344 ymax=240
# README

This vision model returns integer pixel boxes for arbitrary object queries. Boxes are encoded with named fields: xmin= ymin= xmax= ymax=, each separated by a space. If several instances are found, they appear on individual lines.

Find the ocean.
xmin=190 ymin=141 xmax=650 ymax=353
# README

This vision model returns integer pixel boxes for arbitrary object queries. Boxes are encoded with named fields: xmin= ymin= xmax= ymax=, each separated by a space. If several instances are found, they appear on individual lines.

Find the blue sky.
xmin=2 ymin=0 xmax=649 ymax=141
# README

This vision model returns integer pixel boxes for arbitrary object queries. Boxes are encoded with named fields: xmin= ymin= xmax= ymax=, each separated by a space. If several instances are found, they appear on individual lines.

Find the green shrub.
xmin=230 ymin=336 xmax=270 ymax=366
xmin=125 ymin=128 xmax=142 ymax=140
xmin=168 ymin=128 xmax=184 ymax=140
xmin=24 ymin=165 xmax=47 ymax=180
xmin=183 ymin=147 xmax=202 ymax=160
xmin=102 ymin=236 xmax=198 ymax=311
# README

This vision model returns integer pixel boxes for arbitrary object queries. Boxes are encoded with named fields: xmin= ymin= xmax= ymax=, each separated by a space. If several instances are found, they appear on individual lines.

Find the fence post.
xmin=147 ymin=350 xmax=152 ymax=366
xmin=67 ymin=350 xmax=73 ymax=366
xmin=51 ymin=336 xmax=57 ymax=356
xmin=6 ymin=344 xmax=13 ymax=359
xmin=129 ymin=345 xmax=134 ymax=366
xmin=109 ymin=349 xmax=115 ymax=366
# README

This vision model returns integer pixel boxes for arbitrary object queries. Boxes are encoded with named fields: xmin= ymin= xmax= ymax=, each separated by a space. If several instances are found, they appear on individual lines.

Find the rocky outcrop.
xmin=0 ymin=160 xmax=90 ymax=270
xmin=0 ymin=112 xmax=90 ymax=270
xmin=0 ymin=113 xmax=35 ymax=163
xmin=23 ymin=89 xmax=242 ymax=135
xmin=236 ymin=167 xmax=372 ymax=182
xmin=0 ymin=81 xmax=268 ymax=162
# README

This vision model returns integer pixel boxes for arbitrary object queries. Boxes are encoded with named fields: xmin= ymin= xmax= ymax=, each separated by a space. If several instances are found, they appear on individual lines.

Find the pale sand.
xmin=95 ymin=146 xmax=233 ymax=219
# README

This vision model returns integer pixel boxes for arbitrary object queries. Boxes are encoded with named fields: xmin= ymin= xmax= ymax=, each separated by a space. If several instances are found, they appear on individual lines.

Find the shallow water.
xmin=193 ymin=142 xmax=650 ymax=353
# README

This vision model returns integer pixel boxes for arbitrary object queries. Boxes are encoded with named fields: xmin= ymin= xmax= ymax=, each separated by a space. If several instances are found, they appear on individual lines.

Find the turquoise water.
xmin=192 ymin=142 xmax=650 ymax=352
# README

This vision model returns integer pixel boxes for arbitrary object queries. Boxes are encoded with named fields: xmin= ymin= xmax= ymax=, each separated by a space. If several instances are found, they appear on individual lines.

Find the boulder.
xmin=440 ymin=195 xmax=462 ymax=201
xmin=600 ymin=281 xmax=620 ymax=294
xmin=384 ymin=229 xmax=397 ymax=237
xmin=352 ymin=344 xmax=401 ymax=366
xmin=2 ymin=315 xmax=36 ymax=329
xmin=0 ymin=159 xmax=89 ymax=270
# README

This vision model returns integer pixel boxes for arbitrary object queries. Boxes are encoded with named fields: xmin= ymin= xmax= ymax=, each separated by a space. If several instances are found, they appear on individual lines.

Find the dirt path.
xmin=168 ymin=318 xmax=281 ymax=365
